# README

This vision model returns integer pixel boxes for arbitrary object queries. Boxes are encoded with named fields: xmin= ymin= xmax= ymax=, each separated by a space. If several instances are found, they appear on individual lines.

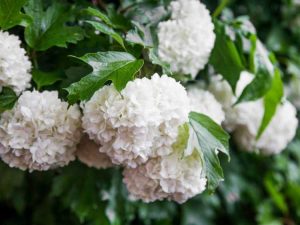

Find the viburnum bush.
xmin=0 ymin=0 xmax=299 ymax=224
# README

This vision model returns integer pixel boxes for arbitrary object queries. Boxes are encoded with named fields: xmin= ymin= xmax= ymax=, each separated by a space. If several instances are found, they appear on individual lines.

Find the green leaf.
xmin=148 ymin=48 xmax=172 ymax=75
xmin=235 ymin=34 xmax=273 ymax=104
xmin=106 ymin=5 xmax=131 ymax=30
xmin=86 ymin=21 xmax=125 ymax=49
xmin=32 ymin=69 xmax=64 ymax=90
xmin=0 ymin=87 xmax=18 ymax=113
xmin=0 ymin=0 xmax=30 ymax=29
xmin=209 ymin=21 xmax=245 ymax=92
xmin=60 ymin=66 xmax=91 ymax=89
xmin=257 ymin=69 xmax=283 ymax=139
xmin=235 ymin=68 xmax=272 ymax=104
xmin=24 ymin=0 xmax=84 ymax=51
xmin=125 ymin=22 xmax=154 ymax=48
xmin=257 ymin=201 xmax=283 ymax=225
xmin=189 ymin=112 xmax=230 ymax=193
xmin=125 ymin=22 xmax=171 ymax=74
xmin=264 ymin=176 xmax=288 ymax=214
xmin=124 ymin=2 xmax=168 ymax=25
xmin=84 ymin=6 xmax=131 ymax=30
xmin=65 ymin=51 xmax=144 ymax=103
xmin=84 ymin=7 xmax=114 ymax=27
xmin=248 ymin=34 xmax=257 ymax=73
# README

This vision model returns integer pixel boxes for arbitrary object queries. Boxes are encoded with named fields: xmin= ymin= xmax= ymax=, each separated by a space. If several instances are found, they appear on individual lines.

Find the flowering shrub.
xmin=0 ymin=0 xmax=299 ymax=224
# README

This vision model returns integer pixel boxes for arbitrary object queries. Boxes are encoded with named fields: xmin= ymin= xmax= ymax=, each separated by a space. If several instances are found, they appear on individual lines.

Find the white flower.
xmin=123 ymin=124 xmax=207 ymax=204
xmin=158 ymin=0 xmax=215 ymax=78
xmin=208 ymin=71 xmax=253 ymax=109
xmin=187 ymin=86 xmax=225 ymax=125
xmin=0 ymin=31 xmax=32 ymax=94
xmin=0 ymin=90 xmax=82 ymax=171
xmin=123 ymin=158 xmax=169 ymax=202
xmin=76 ymin=135 xmax=113 ymax=169
xmin=256 ymin=41 xmax=274 ymax=74
xmin=286 ymin=76 xmax=300 ymax=109
xmin=82 ymin=74 xmax=190 ymax=168
xmin=123 ymin=145 xmax=206 ymax=204
xmin=209 ymin=71 xmax=298 ymax=154
xmin=232 ymin=101 xmax=298 ymax=155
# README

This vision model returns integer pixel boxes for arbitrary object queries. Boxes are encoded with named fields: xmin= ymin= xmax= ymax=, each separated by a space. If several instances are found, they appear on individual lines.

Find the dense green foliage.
xmin=0 ymin=0 xmax=300 ymax=224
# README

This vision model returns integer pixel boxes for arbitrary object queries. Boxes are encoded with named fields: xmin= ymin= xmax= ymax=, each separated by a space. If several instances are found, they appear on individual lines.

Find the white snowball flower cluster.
xmin=76 ymin=135 xmax=113 ymax=169
xmin=209 ymin=71 xmax=298 ymax=154
xmin=122 ymin=84 xmax=226 ymax=203
xmin=123 ymin=152 xmax=206 ymax=203
xmin=158 ymin=0 xmax=215 ymax=78
xmin=208 ymin=71 xmax=253 ymax=130
xmin=82 ymin=73 xmax=227 ymax=203
xmin=123 ymin=125 xmax=207 ymax=203
xmin=232 ymin=101 xmax=298 ymax=155
xmin=0 ymin=31 xmax=32 ymax=94
xmin=0 ymin=90 xmax=82 ymax=171
xmin=82 ymin=74 xmax=190 ymax=168
xmin=187 ymin=86 xmax=225 ymax=125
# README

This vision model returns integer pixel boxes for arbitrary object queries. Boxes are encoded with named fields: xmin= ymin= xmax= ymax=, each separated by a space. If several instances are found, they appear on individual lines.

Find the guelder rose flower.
xmin=0 ymin=91 xmax=82 ymax=171
xmin=123 ymin=158 xmax=169 ymax=202
xmin=208 ymin=71 xmax=253 ymax=131
xmin=232 ymin=101 xmax=298 ymax=155
xmin=82 ymin=74 xmax=190 ymax=168
xmin=209 ymin=71 xmax=298 ymax=154
xmin=76 ymin=135 xmax=113 ymax=169
xmin=123 ymin=126 xmax=207 ymax=203
xmin=158 ymin=0 xmax=215 ymax=78
xmin=187 ymin=86 xmax=225 ymax=125
xmin=121 ymin=77 xmax=231 ymax=203
xmin=208 ymin=71 xmax=253 ymax=111
xmin=0 ymin=31 xmax=32 ymax=94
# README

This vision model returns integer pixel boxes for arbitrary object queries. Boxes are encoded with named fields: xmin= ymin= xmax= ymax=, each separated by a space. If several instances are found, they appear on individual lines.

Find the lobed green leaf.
xmin=189 ymin=112 xmax=230 ymax=193
xmin=86 ymin=20 xmax=126 ymax=50
xmin=65 ymin=51 xmax=144 ymax=103
xmin=0 ymin=0 xmax=30 ymax=29
xmin=24 ymin=0 xmax=84 ymax=51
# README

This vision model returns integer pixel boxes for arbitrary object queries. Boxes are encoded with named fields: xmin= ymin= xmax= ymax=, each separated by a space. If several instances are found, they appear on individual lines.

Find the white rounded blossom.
xmin=76 ymin=135 xmax=113 ymax=169
xmin=82 ymin=74 xmax=190 ymax=168
xmin=0 ymin=90 xmax=82 ymax=171
xmin=209 ymin=71 xmax=298 ymax=154
xmin=232 ymin=101 xmax=298 ymax=155
xmin=0 ymin=31 xmax=32 ymax=94
xmin=122 ymin=83 xmax=230 ymax=203
xmin=208 ymin=71 xmax=253 ymax=110
xmin=158 ymin=0 xmax=215 ymax=78
xmin=123 ymin=136 xmax=206 ymax=203
xmin=208 ymin=71 xmax=253 ymax=131
xmin=123 ymin=158 xmax=169 ymax=202
xmin=187 ymin=86 xmax=225 ymax=125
